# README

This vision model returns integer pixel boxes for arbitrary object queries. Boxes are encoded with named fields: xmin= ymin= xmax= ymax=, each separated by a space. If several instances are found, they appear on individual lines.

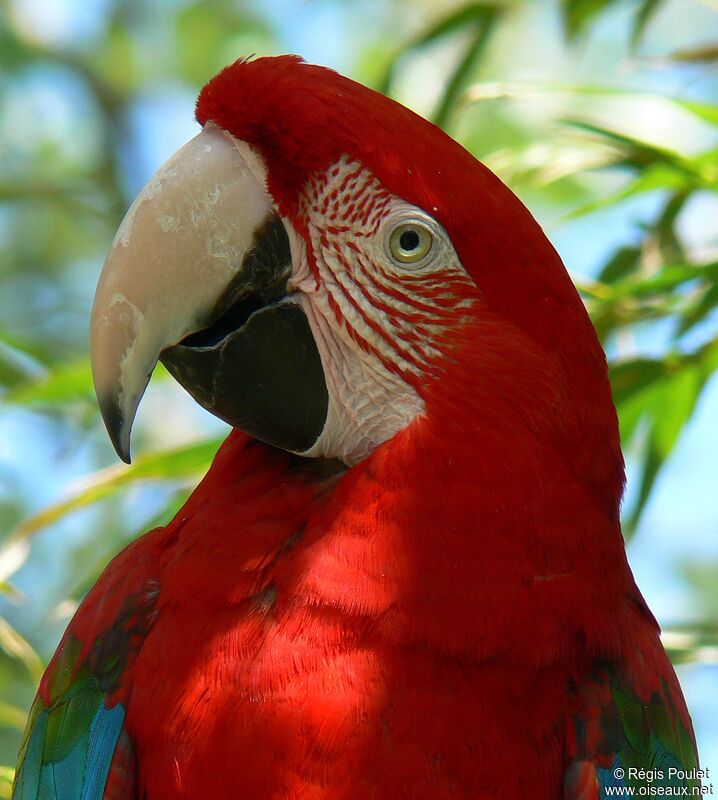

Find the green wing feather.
xmin=565 ymin=660 xmax=700 ymax=799
xmin=13 ymin=633 xmax=128 ymax=800
xmin=609 ymin=670 xmax=698 ymax=785
xmin=12 ymin=544 xmax=160 ymax=800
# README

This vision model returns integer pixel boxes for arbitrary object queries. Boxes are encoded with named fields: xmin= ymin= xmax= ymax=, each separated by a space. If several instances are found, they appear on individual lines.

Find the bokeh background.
xmin=0 ymin=0 xmax=717 ymax=791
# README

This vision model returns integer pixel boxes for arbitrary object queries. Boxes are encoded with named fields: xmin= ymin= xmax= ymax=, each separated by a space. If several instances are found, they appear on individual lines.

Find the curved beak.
xmin=91 ymin=122 xmax=327 ymax=462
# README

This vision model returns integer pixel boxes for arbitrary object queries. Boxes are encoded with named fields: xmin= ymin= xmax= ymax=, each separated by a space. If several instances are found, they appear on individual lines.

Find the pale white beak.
xmin=90 ymin=123 xmax=274 ymax=462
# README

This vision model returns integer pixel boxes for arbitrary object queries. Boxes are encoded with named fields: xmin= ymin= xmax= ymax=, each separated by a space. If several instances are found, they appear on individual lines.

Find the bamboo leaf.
xmin=434 ymin=14 xmax=499 ymax=129
xmin=4 ymin=360 xmax=174 ymax=408
xmin=563 ymin=164 xmax=692 ymax=221
xmin=561 ymin=120 xmax=698 ymax=175
xmin=561 ymin=0 xmax=618 ymax=38
xmin=678 ymin=282 xmax=718 ymax=335
xmin=560 ymin=0 xmax=664 ymax=42
xmin=0 ymin=540 xmax=30 ymax=585
xmin=0 ymin=338 xmax=46 ymax=390
xmin=412 ymin=3 xmax=500 ymax=48
xmin=4 ymin=360 xmax=93 ymax=406
xmin=0 ymin=701 xmax=30 ymax=731
xmin=464 ymin=80 xmax=718 ymax=134
xmin=0 ymin=766 xmax=13 ymax=800
xmin=652 ymin=366 xmax=702 ymax=454
xmin=378 ymin=4 xmax=502 ymax=97
xmin=632 ymin=0 xmax=664 ymax=47
xmin=610 ymin=358 xmax=668 ymax=406
xmin=7 ymin=438 xmax=223 ymax=543
xmin=616 ymin=387 xmax=651 ymax=446
xmin=662 ymin=624 xmax=718 ymax=664
xmin=0 ymin=619 xmax=43 ymax=684
xmin=597 ymin=246 xmax=641 ymax=283
xmin=679 ymin=100 xmax=718 ymax=126
xmin=654 ymin=191 xmax=690 ymax=263
xmin=667 ymin=43 xmax=718 ymax=64
xmin=617 ymin=262 xmax=713 ymax=299
xmin=623 ymin=364 xmax=705 ymax=533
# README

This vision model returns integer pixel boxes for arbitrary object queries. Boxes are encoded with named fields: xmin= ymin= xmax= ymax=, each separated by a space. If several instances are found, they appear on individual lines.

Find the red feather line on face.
xmin=299 ymin=157 xmax=479 ymax=385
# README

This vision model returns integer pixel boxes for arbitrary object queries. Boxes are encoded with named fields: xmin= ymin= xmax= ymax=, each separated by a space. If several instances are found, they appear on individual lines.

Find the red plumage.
xmin=19 ymin=56 xmax=696 ymax=799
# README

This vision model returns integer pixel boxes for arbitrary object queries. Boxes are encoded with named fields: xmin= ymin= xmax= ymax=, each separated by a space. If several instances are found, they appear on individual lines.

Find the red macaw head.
xmin=91 ymin=56 xmax=622 ymax=508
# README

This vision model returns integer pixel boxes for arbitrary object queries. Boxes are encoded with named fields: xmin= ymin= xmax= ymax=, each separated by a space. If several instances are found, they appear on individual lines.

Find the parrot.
xmin=12 ymin=55 xmax=700 ymax=800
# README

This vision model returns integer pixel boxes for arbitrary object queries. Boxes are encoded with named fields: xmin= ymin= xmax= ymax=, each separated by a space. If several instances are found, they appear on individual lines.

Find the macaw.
xmin=13 ymin=55 xmax=699 ymax=799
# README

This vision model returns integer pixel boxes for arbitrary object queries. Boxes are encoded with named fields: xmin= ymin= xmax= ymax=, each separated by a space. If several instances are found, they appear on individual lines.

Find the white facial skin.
xmin=284 ymin=156 xmax=478 ymax=465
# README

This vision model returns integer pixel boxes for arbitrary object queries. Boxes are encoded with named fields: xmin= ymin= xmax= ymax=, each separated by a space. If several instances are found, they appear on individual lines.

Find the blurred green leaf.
xmin=8 ymin=438 xmax=223 ymax=543
xmin=610 ymin=358 xmax=668 ymax=406
xmin=666 ymin=43 xmax=718 ymax=64
xmin=582 ymin=259 xmax=718 ymax=341
xmin=565 ymin=164 xmax=708 ymax=222
xmin=560 ymin=0 xmax=665 ymax=42
xmin=0 ymin=766 xmax=13 ymax=800
xmin=415 ymin=3 xmax=501 ymax=46
xmin=0 ymin=338 xmax=45 ymax=390
xmin=598 ymin=246 xmax=641 ymax=283
xmin=620 ymin=344 xmax=717 ymax=534
xmin=434 ymin=13 xmax=500 ymax=129
xmin=3 ymin=360 xmax=177 ymax=409
xmin=4 ymin=360 xmax=92 ymax=406
xmin=465 ymin=79 xmax=718 ymax=133
xmin=678 ymin=282 xmax=718 ymax=336
xmin=632 ymin=0 xmax=663 ymax=46
xmin=379 ymin=3 xmax=503 ymax=127
xmin=0 ymin=702 xmax=29 ymax=732
xmin=662 ymin=623 xmax=718 ymax=664
xmin=89 ymin=22 xmax=139 ymax=94
xmin=561 ymin=120 xmax=710 ymax=182
xmin=0 ymin=620 xmax=43 ymax=684
xmin=679 ymin=100 xmax=718 ymax=127
xmin=561 ymin=0 xmax=618 ymax=37
xmin=616 ymin=262 xmax=717 ymax=299
xmin=175 ymin=4 xmax=270 ymax=86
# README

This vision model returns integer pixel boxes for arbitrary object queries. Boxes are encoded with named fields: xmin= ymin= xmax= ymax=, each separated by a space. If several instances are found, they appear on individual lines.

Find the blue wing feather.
xmin=81 ymin=704 xmax=125 ymax=800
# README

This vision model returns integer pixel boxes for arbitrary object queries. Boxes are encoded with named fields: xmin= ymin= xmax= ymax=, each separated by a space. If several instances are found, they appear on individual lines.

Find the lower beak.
xmin=91 ymin=123 xmax=327 ymax=462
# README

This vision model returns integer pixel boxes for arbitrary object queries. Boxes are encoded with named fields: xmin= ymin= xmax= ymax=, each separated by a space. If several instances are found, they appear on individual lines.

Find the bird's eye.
xmin=388 ymin=222 xmax=434 ymax=267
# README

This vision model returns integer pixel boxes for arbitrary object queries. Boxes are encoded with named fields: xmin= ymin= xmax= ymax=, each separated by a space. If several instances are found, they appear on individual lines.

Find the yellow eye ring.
xmin=388 ymin=222 xmax=434 ymax=266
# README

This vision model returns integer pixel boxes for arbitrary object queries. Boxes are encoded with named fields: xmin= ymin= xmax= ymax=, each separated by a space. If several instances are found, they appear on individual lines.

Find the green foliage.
xmin=7 ymin=437 xmax=223 ymax=544
xmin=0 ymin=0 xmax=716 ymax=780
xmin=561 ymin=0 xmax=665 ymax=43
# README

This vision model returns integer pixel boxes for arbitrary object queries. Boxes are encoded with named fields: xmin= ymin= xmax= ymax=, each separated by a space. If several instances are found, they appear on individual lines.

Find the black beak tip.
xmin=99 ymin=393 xmax=132 ymax=464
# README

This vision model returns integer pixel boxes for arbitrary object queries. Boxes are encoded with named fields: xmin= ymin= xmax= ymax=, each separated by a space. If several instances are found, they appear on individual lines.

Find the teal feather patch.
xmin=12 ymin=693 xmax=125 ymax=800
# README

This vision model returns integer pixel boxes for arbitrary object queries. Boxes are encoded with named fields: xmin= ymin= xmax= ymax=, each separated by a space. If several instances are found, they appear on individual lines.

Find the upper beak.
xmin=91 ymin=122 xmax=326 ymax=462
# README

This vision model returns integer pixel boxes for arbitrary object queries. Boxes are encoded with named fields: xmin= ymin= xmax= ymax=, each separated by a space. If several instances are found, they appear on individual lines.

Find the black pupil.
xmin=399 ymin=229 xmax=420 ymax=252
